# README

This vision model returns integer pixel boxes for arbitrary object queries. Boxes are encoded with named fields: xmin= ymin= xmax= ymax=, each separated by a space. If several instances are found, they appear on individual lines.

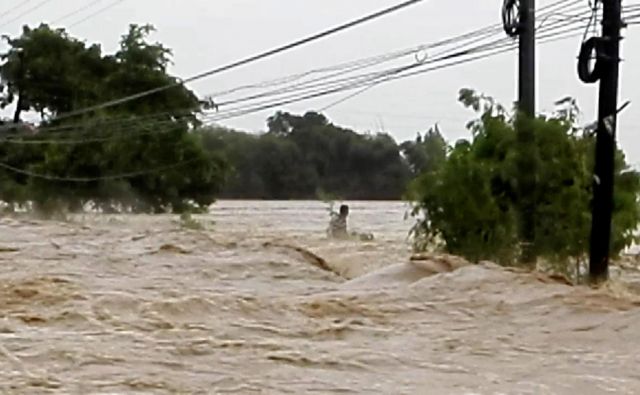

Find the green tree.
xmin=0 ymin=24 xmax=228 ymax=214
xmin=0 ymin=24 xmax=108 ymax=120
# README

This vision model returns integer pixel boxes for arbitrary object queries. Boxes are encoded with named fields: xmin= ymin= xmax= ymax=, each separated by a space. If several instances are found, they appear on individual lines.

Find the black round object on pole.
xmin=578 ymin=37 xmax=605 ymax=84
xmin=502 ymin=0 xmax=521 ymax=37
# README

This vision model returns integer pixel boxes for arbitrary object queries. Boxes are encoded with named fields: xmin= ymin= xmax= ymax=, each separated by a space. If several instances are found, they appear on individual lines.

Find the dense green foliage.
xmin=0 ymin=24 xmax=227 ymax=214
xmin=400 ymin=125 xmax=447 ymax=178
xmin=410 ymin=89 xmax=640 ymax=271
xmin=200 ymin=111 xmax=414 ymax=200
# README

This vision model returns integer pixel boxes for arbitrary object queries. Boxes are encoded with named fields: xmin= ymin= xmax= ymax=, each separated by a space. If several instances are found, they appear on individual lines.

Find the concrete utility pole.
xmin=589 ymin=0 xmax=624 ymax=283
xmin=517 ymin=0 xmax=537 ymax=265
xmin=518 ymin=0 xmax=536 ymax=118
xmin=503 ymin=0 xmax=537 ymax=264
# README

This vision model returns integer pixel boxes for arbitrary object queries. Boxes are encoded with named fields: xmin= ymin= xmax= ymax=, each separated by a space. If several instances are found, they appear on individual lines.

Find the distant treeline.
xmin=200 ymin=111 xmax=445 ymax=201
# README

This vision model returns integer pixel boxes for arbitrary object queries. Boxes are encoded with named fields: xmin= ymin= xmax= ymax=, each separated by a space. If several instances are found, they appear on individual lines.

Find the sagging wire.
xmin=583 ymin=0 xmax=601 ymax=43
xmin=537 ymin=0 xmax=596 ymax=29
xmin=0 ymin=157 xmax=202 ymax=182
xmin=203 ymin=27 xmax=590 ymax=124
xmin=202 ymin=10 xmax=602 ymax=121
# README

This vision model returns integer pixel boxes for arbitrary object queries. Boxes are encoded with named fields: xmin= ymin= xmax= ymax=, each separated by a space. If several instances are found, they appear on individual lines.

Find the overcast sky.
xmin=1 ymin=0 xmax=639 ymax=165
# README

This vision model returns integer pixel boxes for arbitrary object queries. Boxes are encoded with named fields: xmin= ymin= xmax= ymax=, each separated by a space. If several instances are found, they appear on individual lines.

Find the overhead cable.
xmin=48 ymin=0 xmax=428 ymax=121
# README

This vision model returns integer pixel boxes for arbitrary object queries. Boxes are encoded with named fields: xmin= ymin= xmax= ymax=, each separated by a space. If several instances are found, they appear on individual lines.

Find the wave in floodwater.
xmin=1 ymin=200 xmax=639 ymax=394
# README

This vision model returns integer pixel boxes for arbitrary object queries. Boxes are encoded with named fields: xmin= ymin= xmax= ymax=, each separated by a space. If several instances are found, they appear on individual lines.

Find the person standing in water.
xmin=327 ymin=204 xmax=374 ymax=241
xmin=328 ymin=204 xmax=350 ymax=239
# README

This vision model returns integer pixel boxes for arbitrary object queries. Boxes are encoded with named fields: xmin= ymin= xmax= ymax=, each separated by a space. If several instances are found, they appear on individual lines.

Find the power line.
xmin=4 ymin=47 xmax=423 ymax=135
xmin=12 ymin=0 xmax=601 ymax=137
xmin=207 ymin=23 xmax=591 ymax=122
xmin=67 ymin=0 xmax=126 ymax=28
xmin=0 ymin=110 xmax=191 ymax=137
xmin=5 ymin=1 xmax=439 ymax=136
xmin=209 ymin=25 xmax=509 ymax=108
xmin=204 ymin=46 xmax=423 ymax=100
xmin=51 ymin=0 xmax=104 ymax=25
xmin=5 ymin=33 xmax=470 ymax=137
xmin=0 ymin=123 xmax=178 ymax=145
xmin=89 ymin=0 xmax=586 ymax=115
xmin=319 ymin=85 xmax=376 ymax=112
xmin=17 ymin=21 xmax=592 ymax=144
xmin=624 ymin=10 xmax=640 ymax=22
xmin=23 ymin=9 xmax=590 ymax=138
xmin=211 ymin=3 xmax=588 ymax=104
xmin=30 ymin=41 xmax=439 ymax=136
xmin=202 ymin=19 xmax=592 ymax=121
xmin=203 ymin=52 xmax=497 ymax=122
xmin=6 ymin=1 xmax=630 ymax=140
xmin=0 ymin=157 xmax=201 ymax=182
xmin=207 ymin=7 xmax=595 ymax=112
xmin=0 ymin=0 xmax=34 ymax=21
xmin=208 ymin=8 xmax=638 ymax=118
xmin=0 ymin=0 xmax=55 ymax=30
xmin=50 ymin=0 xmax=428 ymax=121
xmin=121 ymin=8 xmax=640 ymax=126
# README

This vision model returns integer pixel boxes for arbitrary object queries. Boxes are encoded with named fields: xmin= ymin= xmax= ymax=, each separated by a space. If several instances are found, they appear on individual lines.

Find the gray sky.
xmin=1 ymin=0 xmax=639 ymax=165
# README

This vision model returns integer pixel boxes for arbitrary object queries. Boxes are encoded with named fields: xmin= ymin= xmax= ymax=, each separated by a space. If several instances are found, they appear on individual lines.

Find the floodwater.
xmin=1 ymin=200 xmax=640 ymax=394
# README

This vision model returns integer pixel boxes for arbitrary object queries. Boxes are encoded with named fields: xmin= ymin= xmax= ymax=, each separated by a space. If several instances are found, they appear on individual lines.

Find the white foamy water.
xmin=0 ymin=200 xmax=639 ymax=394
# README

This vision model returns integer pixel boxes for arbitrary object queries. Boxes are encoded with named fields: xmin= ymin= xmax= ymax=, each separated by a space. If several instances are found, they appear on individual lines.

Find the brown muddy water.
xmin=1 ymin=200 xmax=640 ymax=394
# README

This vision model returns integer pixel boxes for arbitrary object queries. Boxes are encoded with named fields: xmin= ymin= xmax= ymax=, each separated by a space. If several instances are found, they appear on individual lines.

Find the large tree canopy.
xmin=0 ymin=24 xmax=227 ymax=214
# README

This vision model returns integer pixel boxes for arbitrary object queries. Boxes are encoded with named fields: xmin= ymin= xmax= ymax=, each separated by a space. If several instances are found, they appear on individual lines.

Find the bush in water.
xmin=410 ymin=90 xmax=640 ymax=277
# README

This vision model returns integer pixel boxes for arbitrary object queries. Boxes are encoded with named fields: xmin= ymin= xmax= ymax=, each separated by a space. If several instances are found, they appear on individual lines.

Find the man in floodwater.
xmin=328 ymin=204 xmax=350 ymax=239
xmin=327 ymin=204 xmax=374 ymax=241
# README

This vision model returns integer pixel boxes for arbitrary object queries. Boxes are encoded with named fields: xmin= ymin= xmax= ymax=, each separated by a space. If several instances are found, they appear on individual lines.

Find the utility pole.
xmin=503 ymin=0 xmax=537 ymax=265
xmin=517 ymin=0 xmax=537 ymax=265
xmin=519 ymin=0 xmax=536 ymax=118
xmin=588 ymin=0 xmax=624 ymax=283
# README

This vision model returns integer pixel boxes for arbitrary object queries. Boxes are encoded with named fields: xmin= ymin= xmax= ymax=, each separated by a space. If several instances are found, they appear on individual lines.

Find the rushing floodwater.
xmin=1 ymin=200 xmax=640 ymax=394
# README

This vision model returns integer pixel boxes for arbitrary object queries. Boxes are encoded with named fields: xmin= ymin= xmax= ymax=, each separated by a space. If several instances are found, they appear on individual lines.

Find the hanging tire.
xmin=502 ymin=0 xmax=521 ymax=37
xmin=578 ymin=37 xmax=605 ymax=84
